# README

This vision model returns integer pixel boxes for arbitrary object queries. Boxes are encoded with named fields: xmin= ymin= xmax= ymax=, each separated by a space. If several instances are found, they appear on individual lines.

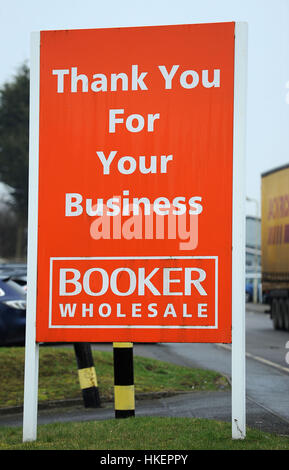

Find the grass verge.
xmin=1 ymin=417 xmax=289 ymax=450
xmin=0 ymin=346 xmax=228 ymax=408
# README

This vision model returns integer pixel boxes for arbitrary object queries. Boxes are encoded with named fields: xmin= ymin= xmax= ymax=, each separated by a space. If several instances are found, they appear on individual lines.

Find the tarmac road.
xmin=1 ymin=303 xmax=289 ymax=436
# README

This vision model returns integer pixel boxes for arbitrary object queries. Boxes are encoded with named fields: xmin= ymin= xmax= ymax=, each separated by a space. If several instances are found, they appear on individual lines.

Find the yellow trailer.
xmin=261 ymin=164 xmax=289 ymax=330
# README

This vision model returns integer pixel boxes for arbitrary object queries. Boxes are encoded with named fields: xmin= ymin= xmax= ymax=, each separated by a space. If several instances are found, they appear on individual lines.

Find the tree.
xmin=0 ymin=202 xmax=17 ymax=260
xmin=0 ymin=64 xmax=29 ymax=259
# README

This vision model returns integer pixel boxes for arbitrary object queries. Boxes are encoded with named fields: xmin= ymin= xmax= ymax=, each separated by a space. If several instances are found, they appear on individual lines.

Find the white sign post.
xmin=23 ymin=31 xmax=40 ymax=443
xmin=231 ymin=22 xmax=248 ymax=439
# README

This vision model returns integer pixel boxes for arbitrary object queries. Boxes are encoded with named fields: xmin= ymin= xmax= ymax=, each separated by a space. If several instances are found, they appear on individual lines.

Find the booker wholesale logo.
xmin=48 ymin=256 xmax=218 ymax=331
xmin=35 ymin=23 xmax=235 ymax=342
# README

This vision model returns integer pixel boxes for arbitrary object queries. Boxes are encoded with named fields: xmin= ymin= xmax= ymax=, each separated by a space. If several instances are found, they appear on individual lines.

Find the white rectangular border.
xmin=48 ymin=256 xmax=218 ymax=329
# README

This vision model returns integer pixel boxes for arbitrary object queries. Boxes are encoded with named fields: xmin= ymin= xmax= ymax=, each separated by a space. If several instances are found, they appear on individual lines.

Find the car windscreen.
xmin=0 ymin=278 xmax=26 ymax=299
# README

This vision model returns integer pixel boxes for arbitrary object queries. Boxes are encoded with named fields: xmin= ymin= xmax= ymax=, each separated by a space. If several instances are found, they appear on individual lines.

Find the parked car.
xmin=10 ymin=274 xmax=27 ymax=292
xmin=0 ymin=276 xmax=26 ymax=345
xmin=0 ymin=264 xmax=27 ymax=291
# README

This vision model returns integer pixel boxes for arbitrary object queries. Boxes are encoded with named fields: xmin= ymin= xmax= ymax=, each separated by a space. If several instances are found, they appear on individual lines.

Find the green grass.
xmin=1 ymin=417 xmax=289 ymax=450
xmin=0 ymin=346 xmax=228 ymax=408
xmin=0 ymin=346 xmax=288 ymax=450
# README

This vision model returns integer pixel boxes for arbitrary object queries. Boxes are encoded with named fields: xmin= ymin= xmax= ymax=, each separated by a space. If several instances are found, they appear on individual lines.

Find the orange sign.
xmin=35 ymin=23 xmax=235 ymax=342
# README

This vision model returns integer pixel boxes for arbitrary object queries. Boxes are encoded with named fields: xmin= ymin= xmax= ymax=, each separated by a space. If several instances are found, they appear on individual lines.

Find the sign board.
xmin=24 ymin=22 xmax=248 ymax=441
xmin=32 ymin=23 xmax=236 ymax=343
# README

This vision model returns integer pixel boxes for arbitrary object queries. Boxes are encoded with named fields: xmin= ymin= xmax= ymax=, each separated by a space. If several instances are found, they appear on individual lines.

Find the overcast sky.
xmin=1 ymin=0 xmax=289 ymax=217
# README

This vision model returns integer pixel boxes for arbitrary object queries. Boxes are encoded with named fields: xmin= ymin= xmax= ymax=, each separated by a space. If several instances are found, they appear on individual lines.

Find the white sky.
xmin=1 ymin=0 xmax=289 ymax=216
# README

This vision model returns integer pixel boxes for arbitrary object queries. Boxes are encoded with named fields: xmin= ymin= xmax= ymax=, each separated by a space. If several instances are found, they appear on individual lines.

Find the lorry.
xmin=261 ymin=164 xmax=289 ymax=330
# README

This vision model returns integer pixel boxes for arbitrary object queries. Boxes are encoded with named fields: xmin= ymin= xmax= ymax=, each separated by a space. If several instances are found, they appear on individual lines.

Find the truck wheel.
xmin=284 ymin=299 xmax=289 ymax=331
xmin=279 ymin=299 xmax=286 ymax=330
xmin=272 ymin=298 xmax=281 ymax=330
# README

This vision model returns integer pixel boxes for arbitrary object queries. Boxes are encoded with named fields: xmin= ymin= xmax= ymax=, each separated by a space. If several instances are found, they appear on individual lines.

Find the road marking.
xmin=216 ymin=343 xmax=289 ymax=375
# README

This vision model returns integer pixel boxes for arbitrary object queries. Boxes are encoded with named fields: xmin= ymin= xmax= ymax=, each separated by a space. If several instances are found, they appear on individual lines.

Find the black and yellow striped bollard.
xmin=73 ymin=343 xmax=101 ymax=408
xmin=113 ymin=342 xmax=135 ymax=418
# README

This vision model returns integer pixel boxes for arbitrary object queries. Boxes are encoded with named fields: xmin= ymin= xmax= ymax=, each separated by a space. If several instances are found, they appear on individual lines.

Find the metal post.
xmin=232 ymin=22 xmax=248 ymax=440
xmin=73 ymin=343 xmax=101 ymax=407
xmin=113 ymin=342 xmax=135 ymax=418
xmin=23 ymin=31 xmax=40 ymax=443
